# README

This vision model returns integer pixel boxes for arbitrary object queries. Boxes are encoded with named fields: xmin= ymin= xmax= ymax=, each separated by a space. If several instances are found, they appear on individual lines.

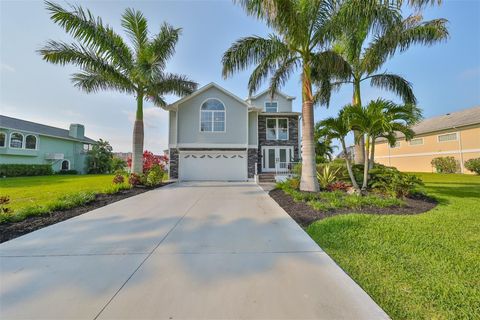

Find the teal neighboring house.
xmin=0 ymin=115 xmax=96 ymax=173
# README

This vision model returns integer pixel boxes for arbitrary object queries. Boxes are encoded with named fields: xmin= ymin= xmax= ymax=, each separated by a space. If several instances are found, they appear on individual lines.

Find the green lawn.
xmin=0 ymin=174 xmax=115 ymax=211
xmin=307 ymin=173 xmax=480 ymax=320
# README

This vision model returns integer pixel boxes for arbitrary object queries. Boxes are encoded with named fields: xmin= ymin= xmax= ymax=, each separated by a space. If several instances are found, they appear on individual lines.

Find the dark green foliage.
xmin=0 ymin=164 xmax=53 ymax=177
xmin=111 ymin=156 xmax=127 ymax=171
xmin=431 ymin=156 xmax=459 ymax=173
xmin=86 ymin=139 xmax=113 ymax=174
xmin=314 ymin=122 xmax=337 ymax=163
xmin=57 ymin=170 xmax=78 ymax=175
xmin=465 ymin=158 xmax=480 ymax=175
xmin=369 ymin=165 xmax=424 ymax=198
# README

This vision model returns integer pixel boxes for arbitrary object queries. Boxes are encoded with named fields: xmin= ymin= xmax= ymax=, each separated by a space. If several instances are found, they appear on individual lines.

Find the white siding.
xmin=249 ymin=92 xmax=293 ymax=112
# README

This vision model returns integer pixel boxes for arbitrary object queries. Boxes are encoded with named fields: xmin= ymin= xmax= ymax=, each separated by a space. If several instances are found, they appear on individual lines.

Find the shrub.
xmin=326 ymin=181 xmax=351 ymax=192
xmin=127 ymin=150 xmax=169 ymax=173
xmin=431 ymin=156 xmax=459 ymax=173
xmin=288 ymin=177 xmax=300 ymax=190
xmin=145 ymin=164 xmax=164 ymax=187
xmin=465 ymin=158 xmax=480 ymax=175
xmin=103 ymin=182 xmax=132 ymax=194
xmin=112 ymin=173 xmax=125 ymax=184
xmin=0 ymin=164 xmax=53 ymax=177
xmin=111 ymin=156 xmax=127 ymax=171
xmin=57 ymin=169 xmax=78 ymax=175
xmin=86 ymin=139 xmax=113 ymax=174
xmin=128 ymin=173 xmax=143 ymax=186
xmin=369 ymin=166 xmax=424 ymax=198
xmin=0 ymin=196 xmax=14 ymax=222
xmin=316 ymin=164 xmax=340 ymax=189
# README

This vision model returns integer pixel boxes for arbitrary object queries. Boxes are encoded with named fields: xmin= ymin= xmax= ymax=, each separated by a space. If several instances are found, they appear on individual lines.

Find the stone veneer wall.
xmin=247 ymin=148 xmax=258 ymax=178
xmin=168 ymin=148 xmax=179 ymax=179
xmin=257 ymin=115 xmax=299 ymax=173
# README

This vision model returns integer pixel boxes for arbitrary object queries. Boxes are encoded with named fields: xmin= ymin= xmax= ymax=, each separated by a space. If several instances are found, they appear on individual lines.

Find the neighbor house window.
xmin=438 ymin=133 xmax=457 ymax=142
xmin=0 ymin=132 xmax=5 ymax=147
xmin=409 ymin=138 xmax=423 ymax=146
xmin=265 ymin=102 xmax=278 ymax=113
xmin=266 ymin=118 xmax=288 ymax=140
xmin=201 ymin=99 xmax=225 ymax=132
xmin=25 ymin=135 xmax=37 ymax=149
xmin=61 ymin=160 xmax=70 ymax=170
xmin=390 ymin=141 xmax=401 ymax=148
xmin=10 ymin=132 xmax=23 ymax=148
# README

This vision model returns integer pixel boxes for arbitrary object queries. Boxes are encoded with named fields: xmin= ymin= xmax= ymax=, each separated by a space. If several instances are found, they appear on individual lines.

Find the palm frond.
xmin=71 ymin=69 xmax=135 ymax=94
xmin=146 ymin=73 xmax=197 ymax=107
xmin=268 ymin=58 xmax=299 ymax=99
xmin=149 ymin=23 xmax=181 ymax=71
xmin=121 ymin=8 xmax=149 ymax=52
xmin=368 ymin=73 xmax=416 ymax=104
xmin=44 ymin=1 xmax=132 ymax=70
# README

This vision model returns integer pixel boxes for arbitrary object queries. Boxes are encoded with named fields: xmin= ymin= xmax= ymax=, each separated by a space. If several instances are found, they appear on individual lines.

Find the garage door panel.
xmin=179 ymin=152 xmax=247 ymax=181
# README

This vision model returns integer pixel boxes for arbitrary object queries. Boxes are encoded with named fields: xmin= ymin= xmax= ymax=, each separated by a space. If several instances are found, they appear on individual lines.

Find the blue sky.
xmin=1 ymin=0 xmax=479 ymax=153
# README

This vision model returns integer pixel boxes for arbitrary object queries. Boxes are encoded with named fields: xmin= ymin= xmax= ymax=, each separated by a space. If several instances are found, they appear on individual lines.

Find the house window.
xmin=0 ymin=132 xmax=5 ymax=147
xmin=25 ymin=135 xmax=37 ymax=149
xmin=266 ymin=118 xmax=288 ymax=140
xmin=438 ymin=133 xmax=457 ymax=142
xmin=265 ymin=102 xmax=278 ymax=113
xmin=409 ymin=138 xmax=423 ymax=146
xmin=10 ymin=132 xmax=23 ymax=149
xmin=61 ymin=160 xmax=70 ymax=170
xmin=200 ymin=99 xmax=225 ymax=132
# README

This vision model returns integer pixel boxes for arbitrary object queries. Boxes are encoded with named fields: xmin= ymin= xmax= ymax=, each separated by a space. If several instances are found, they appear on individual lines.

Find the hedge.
xmin=0 ymin=164 xmax=54 ymax=177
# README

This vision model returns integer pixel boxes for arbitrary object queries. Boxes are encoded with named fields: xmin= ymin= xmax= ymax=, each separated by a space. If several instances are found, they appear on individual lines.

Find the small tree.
xmin=86 ymin=139 xmax=113 ymax=174
xmin=431 ymin=157 xmax=459 ymax=173
xmin=127 ymin=150 xmax=168 ymax=173
xmin=314 ymin=122 xmax=337 ymax=163
xmin=111 ymin=156 xmax=127 ymax=172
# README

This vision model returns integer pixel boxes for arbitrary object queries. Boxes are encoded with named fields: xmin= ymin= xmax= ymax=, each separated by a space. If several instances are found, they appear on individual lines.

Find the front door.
xmin=261 ymin=146 xmax=293 ymax=172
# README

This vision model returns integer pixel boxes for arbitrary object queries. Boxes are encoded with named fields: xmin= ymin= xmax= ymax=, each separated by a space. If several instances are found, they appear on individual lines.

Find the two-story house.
xmin=166 ymin=83 xmax=300 ymax=181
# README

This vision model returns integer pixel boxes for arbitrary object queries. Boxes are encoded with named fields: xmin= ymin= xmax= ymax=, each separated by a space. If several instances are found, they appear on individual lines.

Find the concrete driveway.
xmin=0 ymin=182 xmax=388 ymax=319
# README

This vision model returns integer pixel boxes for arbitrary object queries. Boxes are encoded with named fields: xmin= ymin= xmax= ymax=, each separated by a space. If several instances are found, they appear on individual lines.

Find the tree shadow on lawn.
xmin=426 ymin=186 xmax=480 ymax=200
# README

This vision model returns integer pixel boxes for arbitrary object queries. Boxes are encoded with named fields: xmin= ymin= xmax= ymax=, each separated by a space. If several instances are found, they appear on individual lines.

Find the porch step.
xmin=258 ymin=173 xmax=276 ymax=183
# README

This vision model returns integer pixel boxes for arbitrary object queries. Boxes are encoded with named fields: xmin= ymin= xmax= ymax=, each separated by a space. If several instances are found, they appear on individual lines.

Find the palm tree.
xmin=314 ymin=0 xmax=448 ymax=164
xmin=38 ymin=2 xmax=197 ymax=173
xmin=222 ymin=0 xmax=351 ymax=192
xmin=346 ymin=98 xmax=422 ymax=190
xmin=314 ymin=122 xmax=337 ymax=163
xmin=319 ymin=110 xmax=360 ymax=192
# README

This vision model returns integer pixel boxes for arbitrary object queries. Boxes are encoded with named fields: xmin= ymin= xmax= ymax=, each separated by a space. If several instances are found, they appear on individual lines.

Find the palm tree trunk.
xmin=362 ymin=135 xmax=370 ymax=191
xmin=341 ymin=139 xmax=360 ymax=191
xmin=369 ymin=139 xmax=376 ymax=169
xmin=353 ymin=79 xmax=365 ymax=165
xmin=131 ymin=93 xmax=144 ymax=174
xmin=300 ymin=63 xmax=320 ymax=192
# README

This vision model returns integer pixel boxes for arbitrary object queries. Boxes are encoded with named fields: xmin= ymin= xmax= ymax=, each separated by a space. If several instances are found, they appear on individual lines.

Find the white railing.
xmin=275 ymin=162 xmax=299 ymax=176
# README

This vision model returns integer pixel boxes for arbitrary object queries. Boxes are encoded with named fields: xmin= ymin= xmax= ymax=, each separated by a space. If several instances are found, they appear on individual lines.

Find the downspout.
xmin=457 ymin=128 xmax=464 ymax=173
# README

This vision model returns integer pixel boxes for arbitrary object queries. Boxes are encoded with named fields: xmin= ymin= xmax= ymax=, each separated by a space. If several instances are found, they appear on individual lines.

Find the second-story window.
xmin=201 ymin=99 xmax=225 ymax=132
xmin=0 ymin=132 xmax=5 ymax=147
xmin=25 ymin=135 xmax=37 ymax=149
xmin=10 ymin=132 xmax=23 ymax=149
xmin=265 ymin=102 xmax=278 ymax=112
xmin=266 ymin=118 xmax=288 ymax=140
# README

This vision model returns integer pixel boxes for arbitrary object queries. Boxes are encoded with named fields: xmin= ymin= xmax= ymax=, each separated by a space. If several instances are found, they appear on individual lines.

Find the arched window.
xmin=10 ymin=132 xmax=23 ymax=149
xmin=200 ymin=99 xmax=225 ymax=132
xmin=25 ymin=135 xmax=37 ymax=150
xmin=61 ymin=160 xmax=70 ymax=170
xmin=0 ymin=132 xmax=5 ymax=147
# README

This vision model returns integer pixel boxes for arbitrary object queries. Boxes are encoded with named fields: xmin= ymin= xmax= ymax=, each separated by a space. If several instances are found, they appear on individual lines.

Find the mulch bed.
xmin=269 ymin=189 xmax=437 ymax=228
xmin=0 ymin=183 xmax=172 ymax=243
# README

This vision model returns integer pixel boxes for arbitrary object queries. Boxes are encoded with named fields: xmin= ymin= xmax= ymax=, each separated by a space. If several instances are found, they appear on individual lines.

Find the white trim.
xmin=9 ymin=132 xmax=24 ymax=149
xmin=248 ymin=145 xmax=258 ymax=149
xmin=266 ymin=118 xmax=289 ymax=141
xmin=248 ymin=88 xmax=295 ymax=101
xmin=0 ymin=125 xmax=94 ymax=144
xmin=0 ymin=131 xmax=6 ymax=148
xmin=376 ymin=148 xmax=480 ymax=159
xmin=199 ymin=98 xmax=226 ymax=133
xmin=61 ymin=159 xmax=70 ymax=170
xmin=175 ymin=143 xmax=248 ymax=148
xmin=261 ymin=146 xmax=295 ymax=172
xmin=264 ymin=101 xmax=278 ymax=113
xmin=437 ymin=132 xmax=458 ymax=142
xmin=408 ymin=138 xmax=424 ymax=146
xmin=25 ymin=134 xmax=38 ymax=150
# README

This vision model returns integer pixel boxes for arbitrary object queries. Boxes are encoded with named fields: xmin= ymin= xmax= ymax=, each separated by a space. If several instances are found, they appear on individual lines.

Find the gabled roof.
xmin=0 ymin=115 xmax=96 ymax=144
xmin=165 ymin=82 xmax=261 ymax=111
xmin=247 ymin=88 xmax=296 ymax=101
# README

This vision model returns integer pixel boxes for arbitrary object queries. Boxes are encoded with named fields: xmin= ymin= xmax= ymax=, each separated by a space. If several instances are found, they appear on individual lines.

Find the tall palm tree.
xmin=222 ymin=0 xmax=351 ymax=192
xmin=314 ymin=0 xmax=448 ymax=164
xmin=346 ymin=98 xmax=422 ymax=190
xmin=319 ymin=110 xmax=360 ymax=192
xmin=39 ymin=2 xmax=197 ymax=173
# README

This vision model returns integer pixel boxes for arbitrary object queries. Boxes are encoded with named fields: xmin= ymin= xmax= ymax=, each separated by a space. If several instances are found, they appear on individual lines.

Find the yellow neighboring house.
xmin=375 ymin=105 xmax=480 ymax=174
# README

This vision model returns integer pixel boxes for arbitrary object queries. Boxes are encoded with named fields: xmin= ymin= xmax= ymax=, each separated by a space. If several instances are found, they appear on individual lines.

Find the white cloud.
xmin=0 ymin=63 xmax=15 ymax=72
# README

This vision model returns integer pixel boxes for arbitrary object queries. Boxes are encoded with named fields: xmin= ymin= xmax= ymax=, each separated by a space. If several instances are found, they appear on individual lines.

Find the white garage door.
xmin=179 ymin=151 xmax=248 ymax=181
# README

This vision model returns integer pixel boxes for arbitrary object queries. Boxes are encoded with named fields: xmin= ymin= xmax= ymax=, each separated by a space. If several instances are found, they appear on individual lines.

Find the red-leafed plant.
xmin=127 ymin=150 xmax=168 ymax=173
xmin=326 ymin=181 xmax=351 ymax=192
